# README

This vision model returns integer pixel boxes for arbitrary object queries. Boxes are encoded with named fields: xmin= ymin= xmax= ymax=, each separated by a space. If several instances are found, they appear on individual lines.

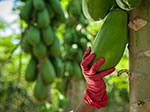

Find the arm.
xmin=75 ymin=100 xmax=96 ymax=112
xmin=75 ymin=46 xmax=115 ymax=112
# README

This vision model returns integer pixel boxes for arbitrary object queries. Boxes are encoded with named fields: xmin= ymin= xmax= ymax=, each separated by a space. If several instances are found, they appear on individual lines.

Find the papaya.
xmin=68 ymin=45 xmax=78 ymax=57
xmin=42 ymin=26 xmax=54 ymax=46
xmin=79 ymin=37 xmax=88 ymax=49
xmin=49 ymin=35 xmax=60 ymax=58
xmin=34 ymin=77 xmax=47 ymax=101
xmin=25 ymin=57 xmax=37 ymax=82
xmin=55 ymin=10 xmax=66 ymax=23
xmin=75 ymin=48 xmax=83 ymax=63
xmin=64 ymin=61 xmax=73 ymax=74
xmin=41 ymin=58 xmax=56 ymax=84
xmin=91 ymin=9 xmax=128 ymax=72
xmin=37 ymin=8 xmax=50 ymax=28
xmin=74 ymin=62 xmax=82 ymax=80
xmin=20 ymin=0 xmax=32 ymax=22
xmin=21 ymin=34 xmax=32 ymax=53
xmin=33 ymin=42 xmax=47 ymax=59
xmin=51 ymin=57 xmax=64 ymax=77
xmin=64 ymin=32 xmax=73 ymax=44
xmin=82 ymin=0 xmax=114 ymax=21
xmin=33 ymin=0 xmax=45 ymax=11
xmin=116 ymin=0 xmax=142 ymax=11
xmin=27 ymin=26 xmax=40 ymax=46
xmin=46 ymin=4 xmax=55 ymax=19
xmin=48 ymin=0 xmax=62 ymax=14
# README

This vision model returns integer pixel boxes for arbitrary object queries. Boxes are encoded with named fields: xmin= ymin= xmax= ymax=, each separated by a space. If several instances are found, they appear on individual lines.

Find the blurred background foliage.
xmin=0 ymin=0 xmax=129 ymax=112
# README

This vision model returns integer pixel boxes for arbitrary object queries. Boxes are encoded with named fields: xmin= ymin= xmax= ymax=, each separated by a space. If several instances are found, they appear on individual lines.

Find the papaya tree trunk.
xmin=129 ymin=0 xmax=150 ymax=111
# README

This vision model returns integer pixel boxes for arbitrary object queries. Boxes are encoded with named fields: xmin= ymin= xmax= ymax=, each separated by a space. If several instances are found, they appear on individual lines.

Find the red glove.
xmin=80 ymin=46 xmax=115 ymax=109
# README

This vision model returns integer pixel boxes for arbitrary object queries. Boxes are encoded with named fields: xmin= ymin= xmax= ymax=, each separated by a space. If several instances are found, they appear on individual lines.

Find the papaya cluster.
xmin=62 ymin=0 xmax=89 ymax=80
xmin=82 ymin=0 xmax=143 ymax=72
xmin=20 ymin=0 xmax=65 ymax=101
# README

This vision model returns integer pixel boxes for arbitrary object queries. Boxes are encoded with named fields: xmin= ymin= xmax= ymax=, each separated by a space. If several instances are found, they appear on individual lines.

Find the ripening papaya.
xmin=42 ymin=26 xmax=54 ymax=46
xmin=37 ymin=8 xmax=50 ymax=28
xmin=25 ymin=57 xmax=37 ymax=82
xmin=21 ymin=34 xmax=32 ymax=53
xmin=49 ymin=35 xmax=60 ymax=58
xmin=33 ymin=0 xmax=45 ymax=11
xmin=33 ymin=42 xmax=47 ymax=59
xmin=46 ymin=4 xmax=55 ymax=19
xmin=41 ymin=58 xmax=56 ymax=84
xmin=48 ymin=0 xmax=62 ymax=14
xmin=82 ymin=0 xmax=114 ymax=21
xmin=116 ymin=0 xmax=142 ymax=11
xmin=74 ymin=62 xmax=82 ymax=80
xmin=91 ymin=9 xmax=128 ymax=72
xmin=34 ymin=77 xmax=47 ymax=101
xmin=51 ymin=57 xmax=64 ymax=77
xmin=27 ymin=26 xmax=40 ymax=46
xmin=20 ymin=0 xmax=32 ymax=22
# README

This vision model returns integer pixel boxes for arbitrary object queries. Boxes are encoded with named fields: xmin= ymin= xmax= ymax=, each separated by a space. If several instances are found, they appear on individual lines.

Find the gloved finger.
xmin=80 ymin=53 xmax=95 ymax=71
xmin=82 ymin=46 xmax=91 ymax=60
xmin=98 ymin=68 xmax=115 ymax=78
xmin=90 ymin=58 xmax=105 ymax=73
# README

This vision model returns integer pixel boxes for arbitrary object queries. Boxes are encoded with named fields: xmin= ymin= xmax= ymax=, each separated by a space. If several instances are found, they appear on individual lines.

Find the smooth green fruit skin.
xmin=34 ymin=77 xmax=47 ymax=101
xmin=25 ymin=57 xmax=37 ymax=82
xmin=74 ymin=62 xmax=82 ymax=80
xmin=27 ymin=26 xmax=40 ymax=46
xmin=33 ymin=42 xmax=47 ymax=59
xmin=41 ymin=59 xmax=56 ymax=85
xmin=38 ymin=9 xmax=50 ymax=28
xmin=48 ymin=0 xmax=62 ymax=14
xmin=116 ymin=0 xmax=142 ymax=11
xmin=20 ymin=0 xmax=32 ymax=22
xmin=82 ymin=0 xmax=114 ymax=21
xmin=75 ymin=48 xmax=83 ymax=63
xmin=46 ymin=4 xmax=55 ymax=19
xmin=51 ymin=57 xmax=64 ymax=77
xmin=91 ymin=9 xmax=128 ymax=72
xmin=64 ymin=61 xmax=73 ymax=74
xmin=21 ymin=34 xmax=32 ymax=53
xmin=42 ymin=26 xmax=54 ymax=46
xmin=33 ymin=0 xmax=45 ymax=11
xmin=49 ymin=35 xmax=60 ymax=58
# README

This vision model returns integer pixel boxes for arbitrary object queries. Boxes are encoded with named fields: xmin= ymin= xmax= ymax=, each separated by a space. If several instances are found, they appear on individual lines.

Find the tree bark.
xmin=129 ymin=0 xmax=150 ymax=111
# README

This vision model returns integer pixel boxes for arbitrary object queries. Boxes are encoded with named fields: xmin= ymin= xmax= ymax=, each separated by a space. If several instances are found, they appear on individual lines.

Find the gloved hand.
xmin=80 ymin=46 xmax=115 ymax=109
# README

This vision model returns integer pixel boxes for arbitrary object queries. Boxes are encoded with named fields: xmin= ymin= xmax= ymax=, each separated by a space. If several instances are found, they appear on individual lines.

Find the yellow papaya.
xmin=41 ymin=58 xmax=56 ymax=84
xmin=25 ymin=57 xmax=37 ymax=82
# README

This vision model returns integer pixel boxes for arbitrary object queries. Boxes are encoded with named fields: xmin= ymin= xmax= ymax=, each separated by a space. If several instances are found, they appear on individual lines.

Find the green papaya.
xmin=27 ymin=26 xmax=40 ymax=46
xmin=42 ymin=26 xmax=54 ymax=46
xmin=64 ymin=61 xmax=73 ymax=74
xmin=82 ymin=0 xmax=114 ymax=21
xmin=21 ymin=34 xmax=32 ymax=53
xmin=51 ymin=57 xmax=64 ymax=77
xmin=49 ymin=35 xmax=60 ymax=58
xmin=38 ymin=8 xmax=50 ymax=28
xmin=116 ymin=0 xmax=142 ymax=11
xmin=25 ymin=57 xmax=37 ymax=82
xmin=48 ymin=0 xmax=62 ymax=14
xmin=68 ymin=45 xmax=78 ymax=57
xmin=33 ymin=0 xmax=45 ymax=11
xmin=75 ymin=48 xmax=83 ymax=63
xmin=79 ymin=37 xmax=88 ymax=49
xmin=64 ymin=32 xmax=73 ymax=44
xmin=91 ymin=9 xmax=128 ymax=72
xmin=33 ymin=42 xmax=47 ymax=59
xmin=46 ymin=4 xmax=55 ymax=19
xmin=74 ymin=62 xmax=82 ymax=80
xmin=41 ymin=58 xmax=56 ymax=84
xmin=20 ymin=0 xmax=32 ymax=22
xmin=34 ymin=77 xmax=47 ymax=101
